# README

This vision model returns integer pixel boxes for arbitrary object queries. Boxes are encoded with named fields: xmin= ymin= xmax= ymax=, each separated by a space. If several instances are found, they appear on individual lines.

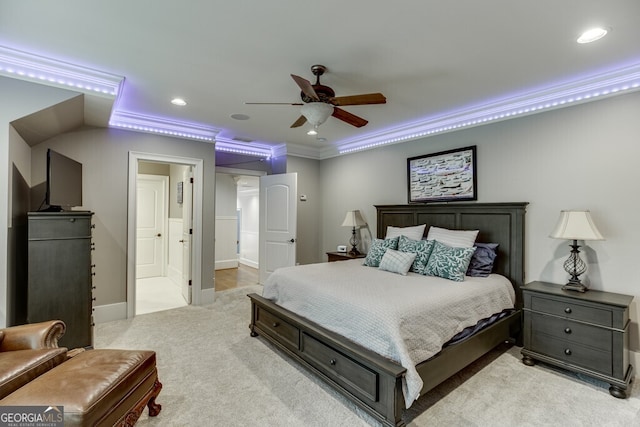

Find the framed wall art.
xmin=407 ymin=145 xmax=477 ymax=203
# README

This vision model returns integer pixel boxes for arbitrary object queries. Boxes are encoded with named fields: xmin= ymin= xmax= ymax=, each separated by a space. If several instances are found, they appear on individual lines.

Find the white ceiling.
xmin=1 ymin=1 xmax=639 ymax=157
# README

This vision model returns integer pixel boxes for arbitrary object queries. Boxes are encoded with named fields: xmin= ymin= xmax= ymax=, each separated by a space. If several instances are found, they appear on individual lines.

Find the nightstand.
xmin=521 ymin=281 xmax=634 ymax=398
xmin=326 ymin=251 xmax=366 ymax=262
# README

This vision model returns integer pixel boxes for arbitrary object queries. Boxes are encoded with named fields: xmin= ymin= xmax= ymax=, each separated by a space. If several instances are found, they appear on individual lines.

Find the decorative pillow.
xmin=426 ymin=226 xmax=479 ymax=248
xmin=398 ymin=235 xmax=435 ymax=274
xmin=467 ymin=243 xmax=499 ymax=277
xmin=425 ymin=241 xmax=476 ymax=282
xmin=385 ymin=224 xmax=426 ymax=241
xmin=363 ymin=237 xmax=399 ymax=267
xmin=379 ymin=249 xmax=417 ymax=276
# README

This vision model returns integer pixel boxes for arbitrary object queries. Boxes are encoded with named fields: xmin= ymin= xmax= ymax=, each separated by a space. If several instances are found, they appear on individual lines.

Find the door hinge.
xmin=189 ymin=279 xmax=192 ymax=287
xmin=189 ymin=228 xmax=193 ymax=234
xmin=190 ymin=177 xmax=194 ymax=184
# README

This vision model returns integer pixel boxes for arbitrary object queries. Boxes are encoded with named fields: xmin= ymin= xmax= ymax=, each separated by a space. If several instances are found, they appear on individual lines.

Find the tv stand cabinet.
xmin=27 ymin=211 xmax=94 ymax=349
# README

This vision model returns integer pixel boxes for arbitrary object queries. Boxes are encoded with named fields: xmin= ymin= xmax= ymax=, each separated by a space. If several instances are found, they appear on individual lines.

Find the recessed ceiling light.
xmin=307 ymin=128 xmax=318 ymax=136
xmin=316 ymin=137 xmax=327 ymax=142
xmin=171 ymin=97 xmax=187 ymax=106
xmin=231 ymin=113 xmax=250 ymax=120
xmin=577 ymin=27 xmax=609 ymax=44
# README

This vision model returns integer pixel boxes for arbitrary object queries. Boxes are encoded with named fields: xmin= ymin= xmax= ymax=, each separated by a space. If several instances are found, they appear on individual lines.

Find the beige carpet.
xmin=95 ymin=285 xmax=640 ymax=426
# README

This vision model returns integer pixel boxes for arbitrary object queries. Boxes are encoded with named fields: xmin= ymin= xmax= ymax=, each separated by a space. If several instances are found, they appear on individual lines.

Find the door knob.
xmin=156 ymin=233 xmax=162 ymax=237
xmin=289 ymin=238 xmax=295 ymax=243
xmin=179 ymin=239 xmax=185 ymax=243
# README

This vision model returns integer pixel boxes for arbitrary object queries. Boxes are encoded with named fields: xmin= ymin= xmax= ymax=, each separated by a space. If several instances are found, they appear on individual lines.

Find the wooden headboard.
xmin=376 ymin=202 xmax=527 ymax=308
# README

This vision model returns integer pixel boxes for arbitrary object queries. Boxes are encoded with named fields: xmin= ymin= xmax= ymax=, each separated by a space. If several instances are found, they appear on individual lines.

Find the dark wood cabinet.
xmin=326 ymin=251 xmax=366 ymax=262
xmin=521 ymin=281 xmax=633 ymax=398
xmin=27 ymin=212 xmax=94 ymax=349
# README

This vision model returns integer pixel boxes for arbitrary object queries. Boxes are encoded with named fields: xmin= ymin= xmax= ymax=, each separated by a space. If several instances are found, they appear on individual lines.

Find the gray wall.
xmin=319 ymin=91 xmax=640 ymax=359
xmin=286 ymin=156 xmax=322 ymax=265
xmin=29 ymin=127 xmax=217 ymax=306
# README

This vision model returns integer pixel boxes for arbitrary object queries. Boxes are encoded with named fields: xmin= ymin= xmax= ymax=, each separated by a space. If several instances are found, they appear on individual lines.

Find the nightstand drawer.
xmin=531 ymin=332 xmax=612 ymax=375
xmin=529 ymin=312 xmax=612 ymax=351
xmin=530 ymin=295 xmax=612 ymax=327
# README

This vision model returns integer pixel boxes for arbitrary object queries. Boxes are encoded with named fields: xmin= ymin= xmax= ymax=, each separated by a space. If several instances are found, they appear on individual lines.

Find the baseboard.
xmin=630 ymin=350 xmax=640 ymax=380
xmin=94 ymin=302 xmax=127 ymax=324
xmin=215 ymin=259 xmax=238 ymax=270
xmin=200 ymin=287 xmax=215 ymax=305
xmin=167 ymin=265 xmax=182 ymax=286
xmin=239 ymin=258 xmax=258 ymax=269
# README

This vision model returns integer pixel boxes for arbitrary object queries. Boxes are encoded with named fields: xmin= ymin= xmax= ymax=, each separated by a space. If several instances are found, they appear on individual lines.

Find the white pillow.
xmin=378 ymin=249 xmax=417 ymax=276
xmin=426 ymin=226 xmax=479 ymax=248
xmin=385 ymin=224 xmax=426 ymax=241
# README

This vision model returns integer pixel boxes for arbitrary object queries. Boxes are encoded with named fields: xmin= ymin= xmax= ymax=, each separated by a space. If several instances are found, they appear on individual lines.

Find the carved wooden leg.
xmin=522 ymin=355 xmax=536 ymax=366
xmin=147 ymin=379 xmax=163 ymax=416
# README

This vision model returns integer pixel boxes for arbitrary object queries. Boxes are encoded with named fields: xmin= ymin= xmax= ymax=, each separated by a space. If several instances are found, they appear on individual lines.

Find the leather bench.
xmin=1 ymin=349 xmax=162 ymax=426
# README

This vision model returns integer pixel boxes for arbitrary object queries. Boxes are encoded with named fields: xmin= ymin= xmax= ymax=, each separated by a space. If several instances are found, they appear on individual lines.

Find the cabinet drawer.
xmin=530 ymin=295 xmax=612 ymax=327
xmin=301 ymin=332 xmax=378 ymax=403
xmin=531 ymin=332 xmax=612 ymax=375
xmin=529 ymin=312 xmax=612 ymax=351
xmin=28 ymin=217 xmax=92 ymax=240
xmin=254 ymin=305 xmax=299 ymax=350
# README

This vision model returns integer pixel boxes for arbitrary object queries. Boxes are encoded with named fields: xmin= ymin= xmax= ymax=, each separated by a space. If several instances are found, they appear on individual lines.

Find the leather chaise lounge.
xmin=0 ymin=320 xmax=162 ymax=426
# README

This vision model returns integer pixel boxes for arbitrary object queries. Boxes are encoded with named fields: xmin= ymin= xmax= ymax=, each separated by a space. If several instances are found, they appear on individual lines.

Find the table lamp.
xmin=341 ymin=210 xmax=367 ymax=256
xmin=549 ymin=210 xmax=604 ymax=292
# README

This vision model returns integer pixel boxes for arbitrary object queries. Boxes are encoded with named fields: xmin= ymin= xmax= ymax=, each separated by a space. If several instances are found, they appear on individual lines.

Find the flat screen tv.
xmin=44 ymin=149 xmax=83 ymax=211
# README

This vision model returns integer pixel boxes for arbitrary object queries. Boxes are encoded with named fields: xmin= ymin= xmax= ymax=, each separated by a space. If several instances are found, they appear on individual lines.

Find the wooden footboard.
xmin=249 ymin=293 xmax=406 ymax=427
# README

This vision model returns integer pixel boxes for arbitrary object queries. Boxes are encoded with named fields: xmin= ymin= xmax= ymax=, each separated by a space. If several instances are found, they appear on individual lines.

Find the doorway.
xmin=127 ymin=152 xmax=204 ymax=318
xmin=215 ymin=169 xmax=262 ymax=291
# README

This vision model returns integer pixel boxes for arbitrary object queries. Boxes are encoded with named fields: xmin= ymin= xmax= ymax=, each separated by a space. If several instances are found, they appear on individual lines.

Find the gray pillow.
xmin=467 ymin=243 xmax=499 ymax=277
xmin=378 ymin=248 xmax=416 ymax=275
xmin=425 ymin=241 xmax=476 ymax=282
xmin=363 ymin=237 xmax=399 ymax=267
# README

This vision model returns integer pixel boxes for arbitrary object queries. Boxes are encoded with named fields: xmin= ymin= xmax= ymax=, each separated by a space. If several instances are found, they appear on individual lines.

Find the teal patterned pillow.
xmin=363 ymin=237 xmax=399 ymax=267
xmin=398 ymin=235 xmax=435 ymax=274
xmin=425 ymin=240 xmax=476 ymax=282
xmin=378 ymin=249 xmax=416 ymax=275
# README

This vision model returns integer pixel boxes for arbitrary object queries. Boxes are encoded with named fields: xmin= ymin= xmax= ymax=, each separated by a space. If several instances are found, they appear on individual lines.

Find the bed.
xmin=248 ymin=202 xmax=527 ymax=426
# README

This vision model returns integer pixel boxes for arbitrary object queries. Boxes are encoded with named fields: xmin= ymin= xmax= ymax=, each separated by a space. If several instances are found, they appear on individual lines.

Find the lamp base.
xmin=348 ymin=247 xmax=361 ymax=256
xmin=562 ymin=281 xmax=588 ymax=293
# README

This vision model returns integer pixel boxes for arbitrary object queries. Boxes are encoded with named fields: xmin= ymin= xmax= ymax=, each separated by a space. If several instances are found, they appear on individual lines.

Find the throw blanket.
xmin=262 ymin=259 xmax=515 ymax=408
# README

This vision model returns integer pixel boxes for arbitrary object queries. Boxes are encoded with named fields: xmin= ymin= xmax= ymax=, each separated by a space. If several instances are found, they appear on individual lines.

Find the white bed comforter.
xmin=262 ymin=259 xmax=515 ymax=408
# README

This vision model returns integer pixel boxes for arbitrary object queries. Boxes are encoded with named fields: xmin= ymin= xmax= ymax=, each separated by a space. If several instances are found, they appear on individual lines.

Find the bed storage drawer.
xmin=254 ymin=305 xmax=300 ymax=350
xmin=301 ymin=332 xmax=378 ymax=402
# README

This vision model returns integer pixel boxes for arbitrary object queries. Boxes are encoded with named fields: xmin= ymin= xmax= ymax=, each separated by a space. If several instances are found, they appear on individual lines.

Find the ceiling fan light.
xmin=307 ymin=127 xmax=318 ymax=136
xmin=301 ymin=102 xmax=334 ymax=126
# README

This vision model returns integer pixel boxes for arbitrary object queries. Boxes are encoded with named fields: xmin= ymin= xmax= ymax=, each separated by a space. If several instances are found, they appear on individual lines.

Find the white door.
xmin=259 ymin=173 xmax=297 ymax=284
xmin=181 ymin=168 xmax=193 ymax=303
xmin=136 ymin=175 xmax=168 ymax=278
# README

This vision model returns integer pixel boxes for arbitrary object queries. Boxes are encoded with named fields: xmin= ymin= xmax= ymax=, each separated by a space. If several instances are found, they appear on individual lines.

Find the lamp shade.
xmin=549 ymin=210 xmax=604 ymax=241
xmin=342 ymin=210 xmax=367 ymax=228
xmin=301 ymin=102 xmax=334 ymax=126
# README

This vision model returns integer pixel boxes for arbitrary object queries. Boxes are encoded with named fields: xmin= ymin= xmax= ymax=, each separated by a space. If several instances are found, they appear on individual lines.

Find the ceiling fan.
xmin=246 ymin=64 xmax=386 ymax=131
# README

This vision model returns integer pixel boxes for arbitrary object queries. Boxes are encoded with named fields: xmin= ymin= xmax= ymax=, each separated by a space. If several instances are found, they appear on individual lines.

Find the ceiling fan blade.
xmin=332 ymin=107 xmax=368 ymax=128
xmin=291 ymin=74 xmax=319 ymax=101
xmin=245 ymin=102 xmax=304 ymax=105
xmin=290 ymin=115 xmax=307 ymax=128
xmin=330 ymin=93 xmax=386 ymax=106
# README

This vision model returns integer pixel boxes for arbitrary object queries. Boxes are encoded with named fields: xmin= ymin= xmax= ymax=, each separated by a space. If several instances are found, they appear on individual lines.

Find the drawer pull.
xmin=272 ymin=322 xmax=279 ymax=328
xmin=564 ymin=307 xmax=572 ymax=314
xmin=564 ymin=327 xmax=572 ymax=334
xmin=564 ymin=349 xmax=572 ymax=356
xmin=329 ymin=359 xmax=336 ymax=366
